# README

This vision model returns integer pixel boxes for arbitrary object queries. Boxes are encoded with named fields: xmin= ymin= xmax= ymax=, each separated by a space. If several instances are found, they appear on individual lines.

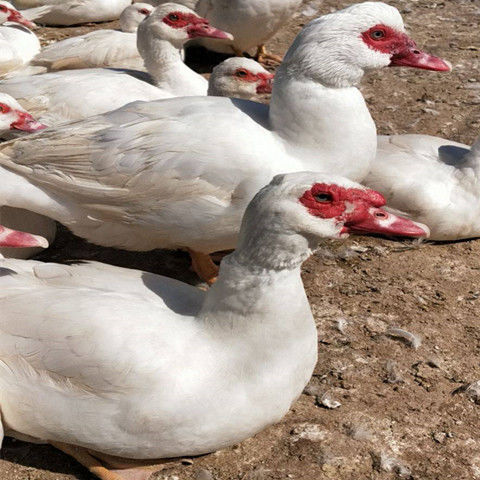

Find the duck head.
xmin=280 ymin=2 xmax=450 ymax=88
xmin=137 ymin=3 xmax=233 ymax=51
xmin=208 ymin=57 xmax=274 ymax=99
xmin=0 ymin=1 xmax=35 ymax=28
xmin=0 ymin=93 xmax=47 ymax=136
xmin=119 ymin=3 xmax=154 ymax=33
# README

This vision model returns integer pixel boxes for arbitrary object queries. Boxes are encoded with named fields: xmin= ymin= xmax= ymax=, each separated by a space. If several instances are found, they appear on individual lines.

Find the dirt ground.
xmin=1 ymin=0 xmax=480 ymax=479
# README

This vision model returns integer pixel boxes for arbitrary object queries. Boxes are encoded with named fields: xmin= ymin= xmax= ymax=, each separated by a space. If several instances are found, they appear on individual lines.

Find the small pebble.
xmin=290 ymin=423 xmax=328 ymax=442
xmin=466 ymin=380 xmax=480 ymax=404
xmin=433 ymin=432 xmax=447 ymax=444
xmin=319 ymin=393 xmax=342 ymax=409
xmin=386 ymin=327 xmax=422 ymax=349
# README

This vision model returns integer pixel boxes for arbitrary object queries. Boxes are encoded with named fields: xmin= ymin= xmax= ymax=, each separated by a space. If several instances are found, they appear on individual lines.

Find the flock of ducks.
xmin=0 ymin=1 xmax=474 ymax=479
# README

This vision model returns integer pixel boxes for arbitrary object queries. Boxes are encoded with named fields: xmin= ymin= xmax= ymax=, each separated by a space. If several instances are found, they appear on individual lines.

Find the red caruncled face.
xmin=162 ymin=11 xmax=230 ymax=40
xmin=299 ymin=183 xmax=427 ymax=238
xmin=360 ymin=24 xmax=450 ymax=71
xmin=300 ymin=183 xmax=385 ymax=222
xmin=234 ymin=68 xmax=274 ymax=94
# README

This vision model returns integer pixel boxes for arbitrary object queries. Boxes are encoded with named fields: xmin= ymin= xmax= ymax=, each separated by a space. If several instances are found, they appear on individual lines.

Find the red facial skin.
xmin=0 ymin=5 xmax=36 ymax=28
xmin=299 ymin=183 xmax=428 ymax=238
xmin=361 ymin=24 xmax=451 ymax=72
xmin=162 ymin=11 xmax=231 ymax=40
xmin=0 ymin=103 xmax=48 ymax=133
xmin=234 ymin=68 xmax=274 ymax=94
xmin=0 ymin=225 xmax=46 ymax=248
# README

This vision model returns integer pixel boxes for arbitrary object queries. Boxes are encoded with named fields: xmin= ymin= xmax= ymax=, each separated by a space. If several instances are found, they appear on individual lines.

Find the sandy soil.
xmin=1 ymin=0 xmax=480 ymax=479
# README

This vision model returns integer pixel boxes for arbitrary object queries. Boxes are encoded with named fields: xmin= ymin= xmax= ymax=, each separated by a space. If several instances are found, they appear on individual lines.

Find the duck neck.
xmin=199 ymin=225 xmax=316 ymax=328
xmin=141 ymin=37 xmax=207 ymax=95
xmin=268 ymin=64 xmax=377 ymax=180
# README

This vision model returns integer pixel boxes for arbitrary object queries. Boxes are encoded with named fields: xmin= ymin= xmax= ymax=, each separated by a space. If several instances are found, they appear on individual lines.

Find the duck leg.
xmin=187 ymin=249 xmax=219 ymax=284
xmin=51 ymin=442 xmax=173 ymax=480
xmin=255 ymin=44 xmax=283 ymax=65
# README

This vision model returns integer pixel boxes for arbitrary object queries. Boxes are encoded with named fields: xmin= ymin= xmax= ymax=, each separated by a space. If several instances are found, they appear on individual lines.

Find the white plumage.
xmin=12 ymin=0 xmax=132 ymax=26
xmin=365 ymin=133 xmax=480 ymax=240
xmin=31 ymin=3 xmax=155 ymax=72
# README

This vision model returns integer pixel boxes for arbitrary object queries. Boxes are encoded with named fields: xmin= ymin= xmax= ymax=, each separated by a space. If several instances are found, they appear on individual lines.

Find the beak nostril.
xmin=375 ymin=212 xmax=387 ymax=218
xmin=413 ymin=50 xmax=420 ymax=55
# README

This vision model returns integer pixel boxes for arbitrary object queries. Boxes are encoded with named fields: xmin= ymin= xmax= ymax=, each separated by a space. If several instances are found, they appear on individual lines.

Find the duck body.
xmin=366 ymin=134 xmax=480 ymax=241
xmin=0 ymin=68 xmax=173 ymax=125
xmin=0 ymin=22 xmax=40 ymax=76
xmin=33 ymin=29 xmax=145 ymax=71
xmin=31 ymin=3 xmax=154 ymax=72
xmin=0 ymin=92 xmax=373 ymax=253
xmin=16 ymin=0 xmax=132 ymax=26
xmin=0 ymin=257 xmax=315 ymax=458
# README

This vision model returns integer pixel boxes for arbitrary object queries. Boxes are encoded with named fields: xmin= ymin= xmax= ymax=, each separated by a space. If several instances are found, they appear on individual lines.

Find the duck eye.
xmin=313 ymin=192 xmax=333 ymax=203
xmin=235 ymin=69 xmax=248 ymax=77
xmin=370 ymin=29 xmax=385 ymax=40
xmin=0 ymin=6 xmax=7 ymax=12
xmin=168 ymin=13 xmax=179 ymax=21
xmin=0 ymin=104 xmax=7 ymax=114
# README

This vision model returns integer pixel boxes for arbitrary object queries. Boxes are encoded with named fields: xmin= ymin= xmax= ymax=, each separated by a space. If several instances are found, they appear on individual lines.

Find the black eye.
xmin=314 ymin=193 xmax=333 ymax=203
xmin=370 ymin=29 xmax=385 ymax=40
xmin=235 ymin=69 xmax=248 ymax=77
xmin=168 ymin=13 xmax=179 ymax=21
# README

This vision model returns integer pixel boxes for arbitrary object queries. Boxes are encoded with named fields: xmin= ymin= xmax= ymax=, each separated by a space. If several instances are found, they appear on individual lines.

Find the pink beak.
xmin=342 ymin=207 xmax=429 ymax=238
xmin=10 ymin=111 xmax=47 ymax=133
xmin=8 ymin=10 xmax=36 ymax=29
xmin=390 ymin=38 xmax=451 ymax=72
xmin=187 ymin=20 xmax=232 ymax=40
xmin=0 ymin=224 xmax=48 ymax=248
xmin=256 ymin=73 xmax=274 ymax=94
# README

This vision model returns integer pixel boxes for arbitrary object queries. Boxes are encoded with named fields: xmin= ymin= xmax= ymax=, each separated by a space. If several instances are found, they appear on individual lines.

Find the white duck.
xmin=0 ymin=4 xmax=232 ymax=125
xmin=30 ymin=3 xmax=155 ymax=72
xmin=0 ymin=1 xmax=40 ymax=76
xmin=0 ymin=2 xmax=448 ymax=280
xmin=0 ymin=93 xmax=54 ymax=259
xmin=365 ymin=133 xmax=480 ymax=241
xmin=140 ymin=0 xmax=303 ymax=63
xmin=208 ymin=57 xmax=274 ymax=99
xmin=0 ymin=172 xmax=427 ymax=480
xmin=12 ymin=0 xmax=132 ymax=26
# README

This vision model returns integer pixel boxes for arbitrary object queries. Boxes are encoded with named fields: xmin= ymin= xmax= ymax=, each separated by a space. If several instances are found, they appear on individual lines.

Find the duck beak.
xmin=342 ymin=207 xmax=430 ymax=238
xmin=0 ymin=224 xmax=49 ymax=248
xmin=187 ymin=20 xmax=233 ymax=40
xmin=390 ymin=38 xmax=451 ymax=71
xmin=10 ymin=111 xmax=47 ymax=133
xmin=256 ymin=73 xmax=274 ymax=94
xmin=8 ymin=10 xmax=36 ymax=29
